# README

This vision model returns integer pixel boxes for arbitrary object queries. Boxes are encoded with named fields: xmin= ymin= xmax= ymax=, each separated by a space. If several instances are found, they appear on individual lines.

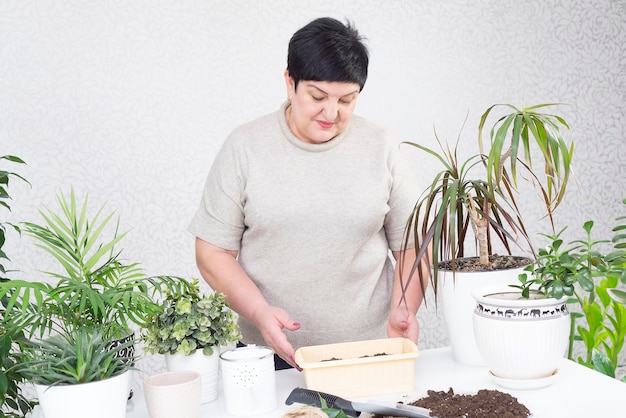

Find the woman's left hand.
xmin=387 ymin=304 xmax=419 ymax=343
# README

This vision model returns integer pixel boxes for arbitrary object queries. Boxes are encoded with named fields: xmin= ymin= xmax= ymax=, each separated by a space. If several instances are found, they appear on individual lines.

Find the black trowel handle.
xmin=285 ymin=387 xmax=359 ymax=417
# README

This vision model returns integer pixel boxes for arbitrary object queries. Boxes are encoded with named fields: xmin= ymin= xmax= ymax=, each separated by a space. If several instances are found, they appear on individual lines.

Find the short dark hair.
xmin=287 ymin=17 xmax=369 ymax=91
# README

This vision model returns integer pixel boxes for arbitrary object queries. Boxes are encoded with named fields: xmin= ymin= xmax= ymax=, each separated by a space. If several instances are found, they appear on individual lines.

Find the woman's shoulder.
xmin=231 ymin=110 xmax=279 ymax=138
xmin=222 ymin=108 xmax=282 ymax=151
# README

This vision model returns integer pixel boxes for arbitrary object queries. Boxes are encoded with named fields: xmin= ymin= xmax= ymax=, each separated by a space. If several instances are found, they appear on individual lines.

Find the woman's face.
xmin=284 ymin=71 xmax=360 ymax=144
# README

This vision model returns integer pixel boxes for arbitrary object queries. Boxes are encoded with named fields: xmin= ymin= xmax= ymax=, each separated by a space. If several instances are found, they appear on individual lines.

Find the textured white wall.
xmin=3 ymin=0 xmax=626 ymax=386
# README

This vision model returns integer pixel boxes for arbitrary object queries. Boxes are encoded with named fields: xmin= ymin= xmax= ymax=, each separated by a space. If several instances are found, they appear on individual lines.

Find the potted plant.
xmin=141 ymin=278 xmax=241 ymax=404
xmin=0 ymin=154 xmax=37 ymax=418
xmin=0 ymin=188 xmax=192 ymax=343
xmin=507 ymin=200 xmax=626 ymax=381
xmin=0 ymin=186 xmax=194 ymax=408
xmin=401 ymin=103 xmax=574 ymax=365
xmin=472 ymin=199 xmax=626 ymax=387
xmin=472 ymin=283 xmax=570 ymax=388
xmin=15 ymin=325 xmax=134 ymax=418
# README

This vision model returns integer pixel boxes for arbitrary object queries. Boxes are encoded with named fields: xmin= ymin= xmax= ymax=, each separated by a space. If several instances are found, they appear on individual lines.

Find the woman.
xmin=188 ymin=17 xmax=427 ymax=369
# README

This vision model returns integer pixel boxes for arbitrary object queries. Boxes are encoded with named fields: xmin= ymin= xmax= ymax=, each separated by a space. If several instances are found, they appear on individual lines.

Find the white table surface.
xmin=125 ymin=347 xmax=626 ymax=417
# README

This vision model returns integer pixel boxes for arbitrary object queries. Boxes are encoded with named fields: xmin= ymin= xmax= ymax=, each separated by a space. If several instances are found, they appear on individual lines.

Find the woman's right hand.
xmin=195 ymin=238 xmax=303 ymax=369
xmin=252 ymin=305 xmax=302 ymax=370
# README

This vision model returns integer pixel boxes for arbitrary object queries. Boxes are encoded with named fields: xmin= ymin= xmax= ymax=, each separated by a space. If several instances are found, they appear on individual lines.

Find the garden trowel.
xmin=286 ymin=387 xmax=433 ymax=418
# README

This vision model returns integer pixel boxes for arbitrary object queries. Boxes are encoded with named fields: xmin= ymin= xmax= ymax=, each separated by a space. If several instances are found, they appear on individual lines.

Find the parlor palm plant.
xmin=0 ymin=188 xmax=192 ymax=340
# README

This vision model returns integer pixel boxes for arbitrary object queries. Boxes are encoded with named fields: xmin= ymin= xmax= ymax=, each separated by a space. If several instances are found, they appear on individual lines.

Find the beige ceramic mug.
xmin=143 ymin=370 xmax=201 ymax=418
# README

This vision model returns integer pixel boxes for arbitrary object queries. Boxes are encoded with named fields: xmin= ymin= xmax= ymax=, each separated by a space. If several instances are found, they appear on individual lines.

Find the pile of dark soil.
xmin=438 ymin=255 xmax=532 ymax=272
xmin=371 ymin=387 xmax=531 ymax=418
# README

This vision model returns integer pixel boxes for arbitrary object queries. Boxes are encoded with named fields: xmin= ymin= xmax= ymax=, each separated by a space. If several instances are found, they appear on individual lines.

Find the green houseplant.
xmin=0 ymin=328 xmax=35 ymax=418
xmin=0 ymin=188 xmax=192 ymax=341
xmin=141 ymin=277 xmax=241 ymax=403
xmin=401 ymin=103 xmax=574 ymax=365
xmin=514 ymin=199 xmax=626 ymax=380
xmin=0 ymin=187 xmax=192 ymax=411
xmin=0 ymin=154 xmax=36 ymax=418
xmin=17 ymin=326 xmax=134 ymax=386
xmin=15 ymin=325 xmax=135 ymax=418
xmin=403 ymin=103 xmax=573 ymax=288
xmin=141 ymin=278 xmax=241 ymax=356
xmin=0 ymin=155 xmax=29 ymax=282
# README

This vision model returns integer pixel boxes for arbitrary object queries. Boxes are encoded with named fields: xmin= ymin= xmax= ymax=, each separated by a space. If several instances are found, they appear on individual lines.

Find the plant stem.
xmin=468 ymin=196 xmax=490 ymax=266
xmin=568 ymin=311 xmax=576 ymax=360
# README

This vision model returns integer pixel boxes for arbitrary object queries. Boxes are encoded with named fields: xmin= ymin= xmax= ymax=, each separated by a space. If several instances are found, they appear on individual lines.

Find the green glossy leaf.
xmin=608 ymin=289 xmax=626 ymax=304
xmin=591 ymin=349 xmax=615 ymax=378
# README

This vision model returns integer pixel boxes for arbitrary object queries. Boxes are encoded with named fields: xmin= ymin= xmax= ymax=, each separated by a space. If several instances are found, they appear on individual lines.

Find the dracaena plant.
xmin=401 ymin=103 xmax=574 ymax=297
xmin=141 ymin=278 xmax=241 ymax=356
xmin=0 ymin=188 xmax=192 ymax=340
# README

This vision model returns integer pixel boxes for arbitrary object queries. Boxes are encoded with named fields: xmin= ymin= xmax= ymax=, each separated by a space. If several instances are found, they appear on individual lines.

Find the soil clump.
xmin=371 ymin=387 xmax=530 ymax=418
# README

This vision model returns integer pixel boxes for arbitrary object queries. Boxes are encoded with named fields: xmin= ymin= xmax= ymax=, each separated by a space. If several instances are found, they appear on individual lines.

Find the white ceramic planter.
xmin=165 ymin=349 xmax=219 ymax=404
xmin=34 ymin=370 xmax=131 ymax=418
xmin=439 ymin=262 xmax=527 ymax=365
xmin=473 ymin=285 xmax=570 ymax=387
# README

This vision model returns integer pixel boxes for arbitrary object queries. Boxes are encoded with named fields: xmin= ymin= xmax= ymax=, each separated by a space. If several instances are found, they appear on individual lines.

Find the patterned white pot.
xmin=473 ymin=285 xmax=570 ymax=383
xmin=165 ymin=349 xmax=219 ymax=404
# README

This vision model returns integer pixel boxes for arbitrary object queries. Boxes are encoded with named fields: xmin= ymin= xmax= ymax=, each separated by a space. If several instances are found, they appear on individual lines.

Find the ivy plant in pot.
xmin=141 ymin=278 xmax=241 ymax=404
xmin=14 ymin=325 xmax=135 ymax=418
xmin=401 ymin=103 xmax=574 ymax=366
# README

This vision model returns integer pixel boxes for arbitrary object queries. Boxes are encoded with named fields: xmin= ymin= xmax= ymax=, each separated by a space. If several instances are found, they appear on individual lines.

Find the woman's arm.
xmin=194 ymin=238 xmax=301 ymax=368
xmin=387 ymin=248 xmax=430 ymax=342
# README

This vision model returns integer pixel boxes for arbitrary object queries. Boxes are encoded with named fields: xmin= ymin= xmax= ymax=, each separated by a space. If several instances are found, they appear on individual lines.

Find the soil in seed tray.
xmin=321 ymin=352 xmax=389 ymax=362
xmin=370 ymin=387 xmax=531 ymax=418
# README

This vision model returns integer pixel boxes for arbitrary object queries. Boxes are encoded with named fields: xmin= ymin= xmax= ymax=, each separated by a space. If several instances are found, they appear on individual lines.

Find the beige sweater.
xmin=188 ymin=101 xmax=418 ymax=349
